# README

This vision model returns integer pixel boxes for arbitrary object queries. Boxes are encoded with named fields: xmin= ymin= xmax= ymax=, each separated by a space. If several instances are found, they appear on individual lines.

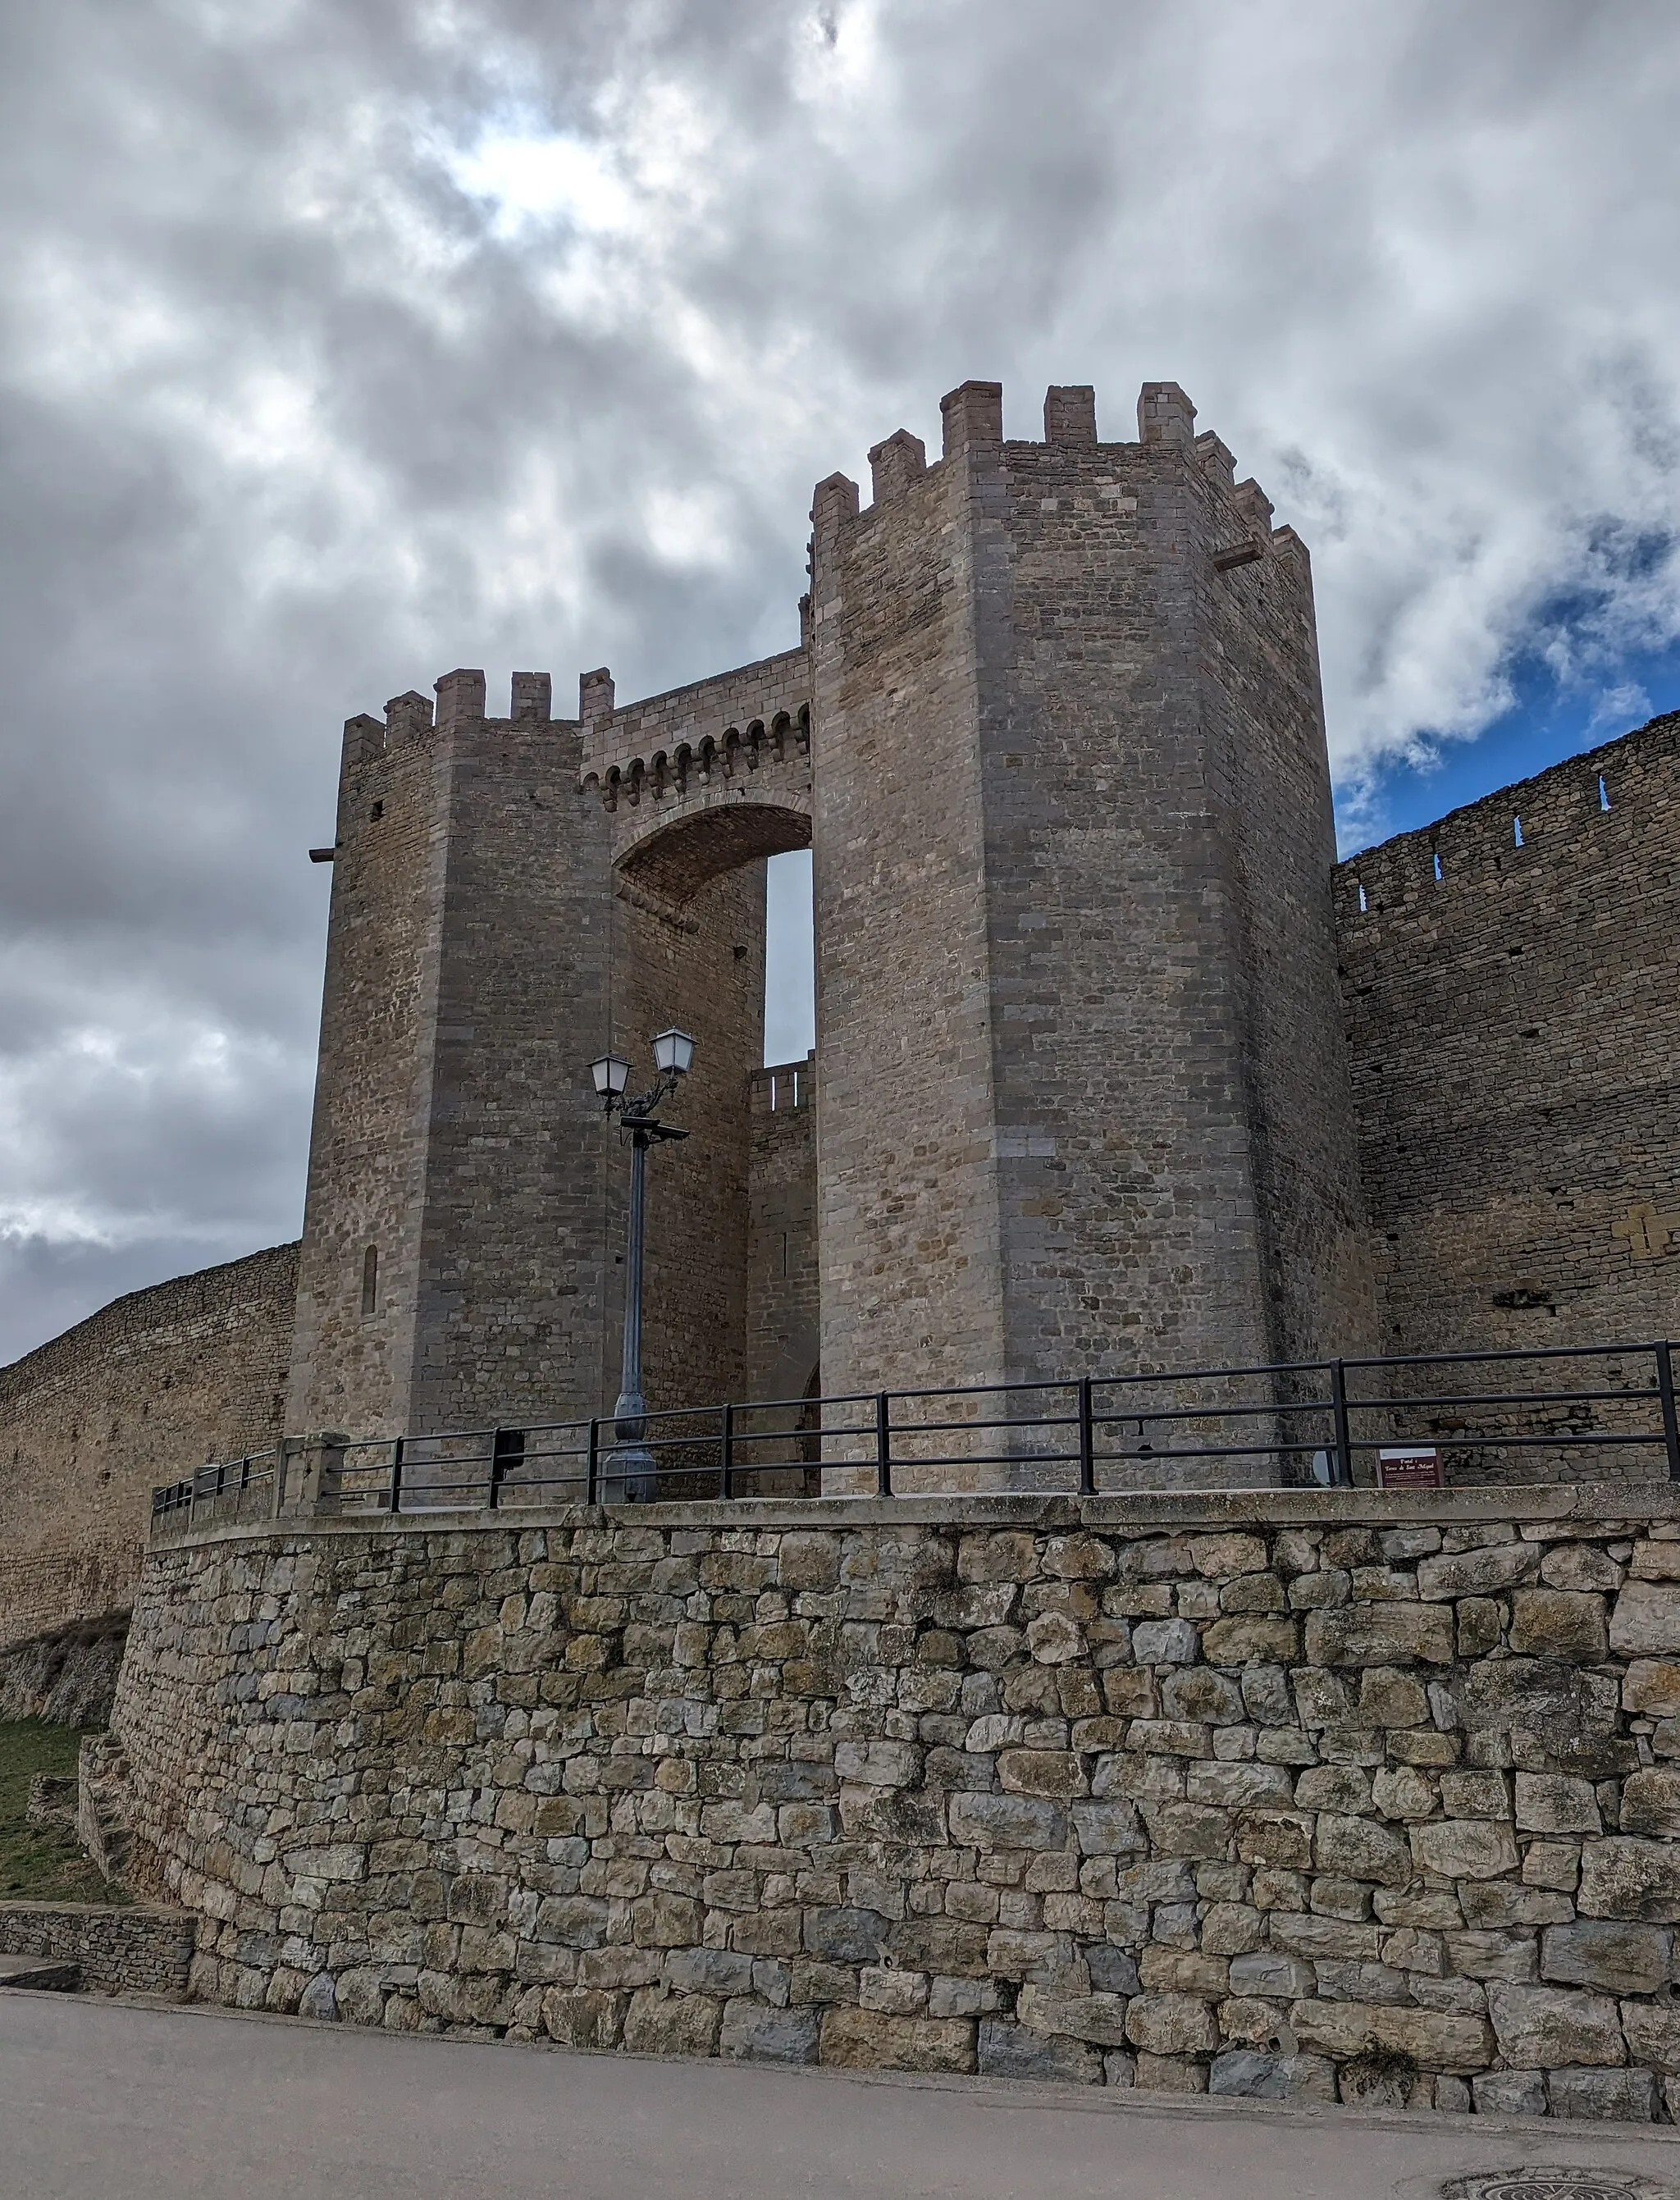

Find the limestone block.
xmin=1312 ymin=1960 xmax=1413 ymax=2006
xmin=1486 ymin=1983 xmax=1625 ymax=2068
xmin=1133 ymin=2052 xmax=1208 ymax=2092
xmin=1443 ymin=1930 xmax=1537 ymax=1982
xmin=975 ymin=2019 xmax=1101 ymax=2084
xmin=1410 ymin=1819 xmax=1519 ymax=1879
xmin=1137 ymin=1801 xmax=1231 ymax=1860
xmin=1358 ymin=1668 xmax=1431 ymax=1728
xmin=1314 ymin=1812 xmax=1411 ymax=1887
xmin=1161 ymin=1669 xmax=1244 ymax=1723
xmin=1203 ymin=1617 xmax=1299 ymax=1665
xmin=1185 ymin=1763 xmax=1293 ymax=1810
xmin=1305 ymin=1605 xmax=1454 ymax=1668
xmin=541 ymin=1988 xmax=627 ymax=2048
xmin=1632 ymin=1540 xmax=1680 ymax=1581
xmin=1229 ymin=1951 xmax=1316 ymax=2000
xmin=1579 ymin=1838 xmax=1680 ymax=1922
xmin=719 ymin=1998 xmax=820 ymax=2064
xmin=1200 ymin=1903 xmax=1265 ymax=1956
xmin=1288 ymin=1998 xmax=1493 ymax=2071
xmin=1541 ymin=1545 xmax=1622 ymax=1593
xmin=1611 ymin=1582 xmax=1680 ymax=1656
xmin=1026 ymin=1613 xmax=1085 ymax=1665
xmin=1131 ymin=1619 xmax=1199 ymax=1665
xmin=1139 ymin=1947 xmax=1229 ymax=1998
xmin=1621 ymin=1770 xmax=1680 ymax=1839
xmin=858 ymin=1966 xmax=927 ymax=2015
xmin=1621 ymin=1999 xmax=1680 ymax=2071
xmin=1269 ymin=1915 xmax=1382 ymax=1962
xmin=1208 ymin=2049 xmax=1336 ymax=2102
xmin=1124 ymin=1992 xmax=1219 ymax=2056
xmin=1523 ymin=1842 xmax=1582 ymax=1892
xmin=1070 ymin=1801 xmax=1144 ymax=1856
xmin=1416 ymin=1545 xmax=1540 ymax=1599
xmin=1513 ymin=1772 xmax=1602 ymax=1835
xmin=1016 ymin=1984 xmax=1131 ymax=2046
xmin=1236 ymin=1810 xmax=1314 ymax=1869
xmin=1294 ymin=1765 xmax=1371 ymax=1814
xmin=948 ymin=1792 xmax=1066 ymax=1851
xmin=1189 ymin=1535 xmax=1269 ymax=1581
xmin=1623 ymin=1661 xmax=1680 ymax=1717
xmin=997 ymin=1749 xmax=1082 ymax=1801
xmin=1472 ymin=2070 xmax=1546 ymax=2116
xmin=1509 ymin=1591 xmax=1609 ymax=1661
xmin=1548 ymin=2066 xmax=1657 ymax=2120
xmin=1372 ymin=1767 xmax=1436 ymax=1821
xmin=819 ymin=2008 xmax=975 ymax=2073
xmin=1541 ymin=1921 xmax=1670 ymax=1995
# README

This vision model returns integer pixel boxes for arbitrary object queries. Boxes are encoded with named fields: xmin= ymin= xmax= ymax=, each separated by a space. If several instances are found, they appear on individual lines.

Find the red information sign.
xmin=1376 ymin=1445 xmax=1443 ymax=1490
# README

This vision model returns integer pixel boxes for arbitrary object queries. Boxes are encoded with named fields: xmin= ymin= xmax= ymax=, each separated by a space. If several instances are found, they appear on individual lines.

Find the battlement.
xmin=1336 ymin=708 xmax=1680 ymax=925
xmin=340 ymin=673 xmax=561 ymax=769
xmin=833 ymin=380 xmax=1291 ymax=586
xmin=749 ymin=1053 xmax=815 ymax=1118
xmin=578 ymin=646 xmax=810 ymax=812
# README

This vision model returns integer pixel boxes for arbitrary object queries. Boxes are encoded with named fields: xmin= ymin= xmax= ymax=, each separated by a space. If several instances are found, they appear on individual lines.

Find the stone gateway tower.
xmin=285 ymin=380 xmax=1374 ymax=1463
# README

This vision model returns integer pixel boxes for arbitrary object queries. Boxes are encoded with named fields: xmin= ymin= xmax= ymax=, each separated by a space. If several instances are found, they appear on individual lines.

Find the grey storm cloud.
xmin=2 ymin=0 xmax=1679 ymax=1361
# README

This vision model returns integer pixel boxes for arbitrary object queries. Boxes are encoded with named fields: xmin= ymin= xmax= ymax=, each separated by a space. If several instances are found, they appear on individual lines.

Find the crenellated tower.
xmin=807 ymin=380 xmax=1374 ymax=1422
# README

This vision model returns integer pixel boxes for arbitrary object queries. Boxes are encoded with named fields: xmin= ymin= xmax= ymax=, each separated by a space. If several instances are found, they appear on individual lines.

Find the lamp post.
xmin=588 ymin=1029 xmax=696 ymax=1501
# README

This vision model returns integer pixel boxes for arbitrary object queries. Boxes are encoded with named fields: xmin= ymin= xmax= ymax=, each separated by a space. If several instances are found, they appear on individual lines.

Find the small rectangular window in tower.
xmin=361 ymin=1244 xmax=378 ymax=1316
xmin=1513 ymin=815 xmax=1524 ymax=847
xmin=1599 ymin=774 xmax=1611 ymax=810
xmin=1431 ymin=849 xmax=1443 ymax=883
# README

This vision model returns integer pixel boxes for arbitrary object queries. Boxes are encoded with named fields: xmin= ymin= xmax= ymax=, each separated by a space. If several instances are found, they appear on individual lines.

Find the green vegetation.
xmin=0 ymin=1722 xmax=124 ymax=1904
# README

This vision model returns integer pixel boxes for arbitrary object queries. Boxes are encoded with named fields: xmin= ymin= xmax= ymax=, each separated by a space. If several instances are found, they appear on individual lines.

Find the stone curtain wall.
xmin=111 ymin=1490 xmax=1680 ymax=2121
xmin=0 ymin=1244 xmax=296 ymax=1650
xmin=1336 ymin=710 xmax=1680 ymax=1431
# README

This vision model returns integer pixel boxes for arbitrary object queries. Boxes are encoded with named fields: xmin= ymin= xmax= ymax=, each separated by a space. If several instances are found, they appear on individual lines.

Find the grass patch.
xmin=0 ymin=1721 xmax=126 ymax=1904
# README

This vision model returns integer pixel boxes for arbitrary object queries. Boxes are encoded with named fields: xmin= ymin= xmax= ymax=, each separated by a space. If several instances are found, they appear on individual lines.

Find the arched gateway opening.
xmin=580 ymin=659 xmax=822 ymax=1487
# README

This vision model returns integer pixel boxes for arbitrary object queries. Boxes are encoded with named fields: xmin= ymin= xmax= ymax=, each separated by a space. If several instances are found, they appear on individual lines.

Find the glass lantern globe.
xmin=590 ymin=1052 xmax=631 ymax=1099
xmin=651 ymin=1028 xmax=696 ymax=1077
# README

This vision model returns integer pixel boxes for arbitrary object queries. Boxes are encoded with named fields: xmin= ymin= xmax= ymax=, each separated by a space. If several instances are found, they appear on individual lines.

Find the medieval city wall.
xmin=1336 ymin=710 xmax=1680 ymax=1472
xmin=112 ymin=1486 xmax=1680 ymax=2120
xmin=0 ymin=1244 xmax=295 ymax=1653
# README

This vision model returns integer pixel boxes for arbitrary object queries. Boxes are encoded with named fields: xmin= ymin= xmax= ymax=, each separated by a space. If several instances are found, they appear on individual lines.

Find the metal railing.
xmin=150 ymin=1338 xmax=1680 ymax=1531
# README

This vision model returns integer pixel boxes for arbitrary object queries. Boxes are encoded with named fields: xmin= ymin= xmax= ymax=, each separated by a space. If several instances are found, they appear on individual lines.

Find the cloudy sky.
xmin=2 ymin=0 xmax=1679 ymax=1366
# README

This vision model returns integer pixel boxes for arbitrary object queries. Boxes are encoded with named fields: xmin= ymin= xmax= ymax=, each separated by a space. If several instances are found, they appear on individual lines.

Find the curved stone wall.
xmin=0 ymin=1243 xmax=297 ymax=1652
xmin=112 ymin=1486 xmax=1680 ymax=2119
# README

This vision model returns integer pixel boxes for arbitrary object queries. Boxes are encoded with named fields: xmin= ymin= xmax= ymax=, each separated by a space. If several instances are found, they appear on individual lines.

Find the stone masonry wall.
xmin=744 ymin=1059 xmax=819 ymax=1407
xmin=0 ymin=1244 xmax=295 ymax=1650
xmin=0 ymin=1901 xmax=196 ymax=1997
xmin=112 ymin=1488 xmax=1680 ymax=2121
xmin=1336 ymin=711 xmax=1680 ymax=1483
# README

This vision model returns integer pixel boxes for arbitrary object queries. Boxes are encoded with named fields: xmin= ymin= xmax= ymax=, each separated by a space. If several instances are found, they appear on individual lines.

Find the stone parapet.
xmin=112 ymin=1487 xmax=1680 ymax=2117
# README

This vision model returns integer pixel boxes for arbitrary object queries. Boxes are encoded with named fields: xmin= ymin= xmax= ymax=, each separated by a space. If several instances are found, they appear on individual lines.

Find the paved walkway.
xmin=5 ymin=1989 xmax=1680 ymax=2200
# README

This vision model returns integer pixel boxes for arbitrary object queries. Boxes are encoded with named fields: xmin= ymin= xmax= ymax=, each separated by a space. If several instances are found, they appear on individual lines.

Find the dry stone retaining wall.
xmin=111 ymin=1490 xmax=1680 ymax=2119
xmin=0 ymin=1902 xmax=195 ymax=1997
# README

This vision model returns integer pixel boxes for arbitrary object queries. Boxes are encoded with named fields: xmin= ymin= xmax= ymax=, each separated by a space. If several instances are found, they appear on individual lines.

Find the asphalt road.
xmin=4 ymin=1989 xmax=1680 ymax=2200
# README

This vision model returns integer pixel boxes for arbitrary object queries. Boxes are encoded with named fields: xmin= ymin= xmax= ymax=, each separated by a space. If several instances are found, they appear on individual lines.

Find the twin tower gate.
xmin=282 ymin=380 xmax=1373 ymax=1489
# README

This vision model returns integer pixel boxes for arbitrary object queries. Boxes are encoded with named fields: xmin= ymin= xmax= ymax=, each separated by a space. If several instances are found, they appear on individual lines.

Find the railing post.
xmin=719 ymin=1402 xmax=734 ymax=1499
xmin=1658 ymin=1343 xmax=1680 ymax=1483
xmin=875 ymin=1393 xmax=892 ymax=1498
xmin=586 ymin=1418 xmax=600 ymax=1506
xmin=1330 ymin=1360 xmax=1354 ymax=1488
xmin=1077 ymin=1376 xmax=1096 ymax=1498
xmin=489 ymin=1429 xmax=506 ymax=1511
xmin=388 ymin=1438 xmax=404 ymax=1515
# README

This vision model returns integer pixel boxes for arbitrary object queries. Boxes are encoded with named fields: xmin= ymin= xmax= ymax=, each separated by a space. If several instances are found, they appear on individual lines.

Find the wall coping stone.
xmin=150 ymin=1478 xmax=1680 ymax=1553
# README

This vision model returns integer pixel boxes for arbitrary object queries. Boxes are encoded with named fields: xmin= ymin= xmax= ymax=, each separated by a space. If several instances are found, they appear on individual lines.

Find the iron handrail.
xmin=149 ymin=1338 xmax=1680 ymax=1525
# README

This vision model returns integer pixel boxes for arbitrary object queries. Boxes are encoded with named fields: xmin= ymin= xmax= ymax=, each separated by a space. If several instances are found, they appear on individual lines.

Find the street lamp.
xmin=587 ymin=1029 xmax=696 ymax=1501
